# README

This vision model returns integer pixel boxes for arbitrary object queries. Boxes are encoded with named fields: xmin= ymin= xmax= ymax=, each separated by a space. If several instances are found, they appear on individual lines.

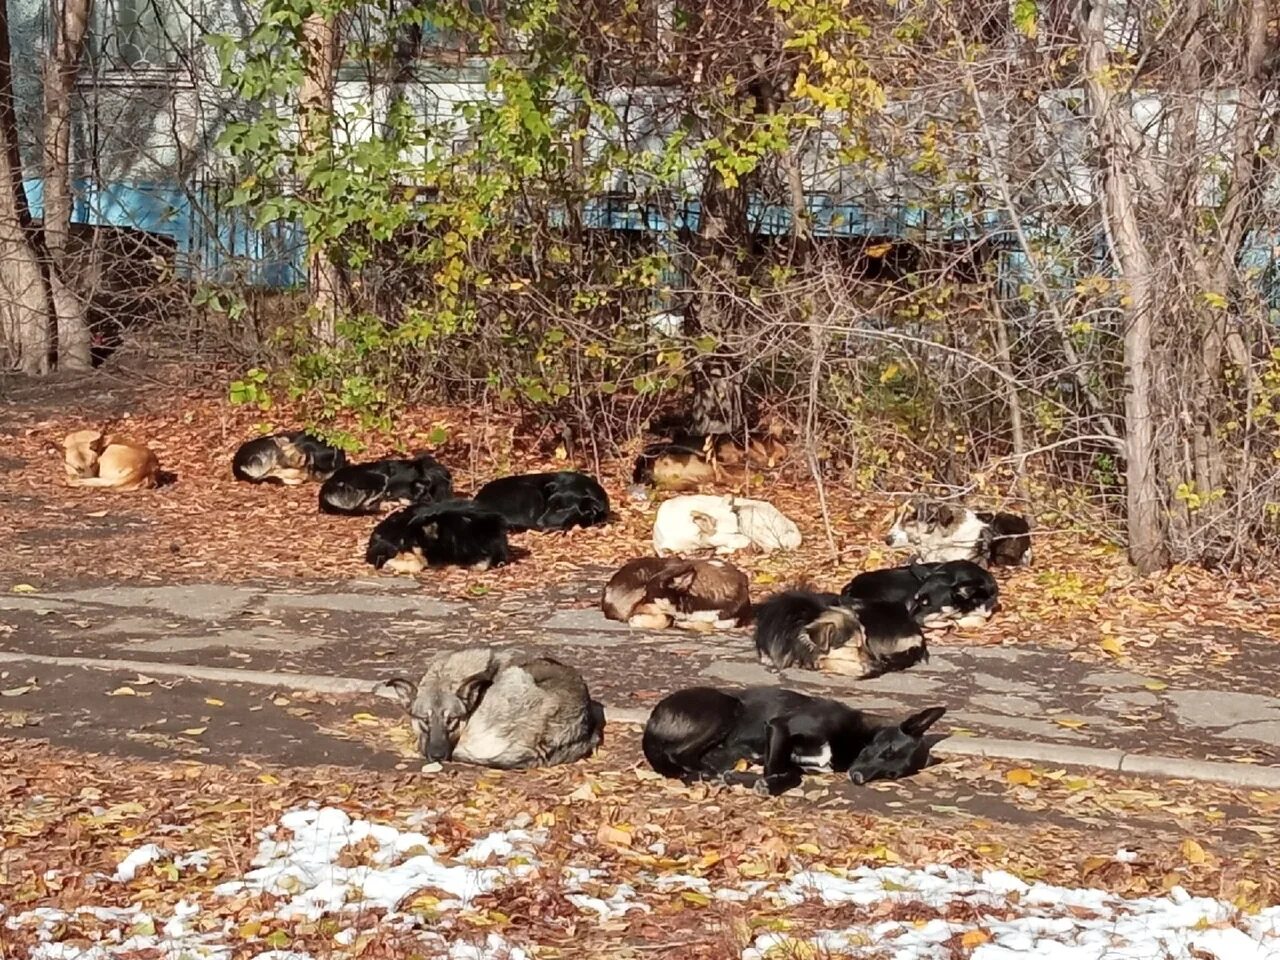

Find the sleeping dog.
xmin=753 ymin=589 xmax=929 ymax=680
xmin=842 ymin=560 xmax=999 ymax=630
xmin=602 ymin=557 xmax=752 ymax=631
xmin=366 ymin=500 xmax=510 ymax=574
xmin=885 ymin=500 xmax=1032 ymax=566
xmin=232 ymin=431 xmax=347 ymax=485
xmin=643 ymin=685 xmax=947 ymax=795
xmin=319 ymin=454 xmax=453 ymax=516
xmin=474 ymin=471 xmax=610 ymax=532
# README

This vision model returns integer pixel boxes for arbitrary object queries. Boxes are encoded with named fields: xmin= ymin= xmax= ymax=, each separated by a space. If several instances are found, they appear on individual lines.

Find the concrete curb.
xmin=6 ymin=651 xmax=1280 ymax=790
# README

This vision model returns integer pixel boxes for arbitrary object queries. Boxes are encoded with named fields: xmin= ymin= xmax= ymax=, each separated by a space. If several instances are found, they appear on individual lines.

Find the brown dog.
xmin=602 ymin=556 xmax=752 ymax=632
xmin=62 ymin=429 xmax=160 ymax=491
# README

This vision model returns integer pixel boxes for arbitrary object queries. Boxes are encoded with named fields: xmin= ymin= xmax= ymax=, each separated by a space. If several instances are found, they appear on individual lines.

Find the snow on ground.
xmin=744 ymin=863 xmax=1280 ymax=960
xmin=7 ymin=805 xmax=1280 ymax=960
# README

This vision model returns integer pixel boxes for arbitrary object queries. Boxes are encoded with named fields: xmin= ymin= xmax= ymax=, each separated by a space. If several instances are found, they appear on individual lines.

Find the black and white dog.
xmin=474 ymin=471 xmax=610 ymax=532
xmin=753 ymin=589 xmax=929 ymax=680
xmin=319 ymin=454 xmax=453 ymax=516
xmin=842 ymin=560 xmax=999 ymax=630
xmin=366 ymin=500 xmax=510 ymax=574
xmin=885 ymin=500 xmax=1032 ymax=567
xmin=642 ymin=685 xmax=947 ymax=795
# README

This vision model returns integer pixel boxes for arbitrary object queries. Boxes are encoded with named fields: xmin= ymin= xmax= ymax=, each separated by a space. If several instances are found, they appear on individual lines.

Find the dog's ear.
xmin=908 ymin=562 xmax=932 ymax=581
xmin=455 ymin=672 xmax=494 ymax=713
xmin=690 ymin=511 xmax=717 ymax=536
xmin=376 ymin=677 xmax=419 ymax=710
xmin=900 ymin=706 xmax=946 ymax=737
xmin=665 ymin=566 xmax=698 ymax=593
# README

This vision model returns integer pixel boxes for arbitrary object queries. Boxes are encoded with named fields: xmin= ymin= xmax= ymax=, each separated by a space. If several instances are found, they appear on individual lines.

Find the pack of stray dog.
xmin=54 ymin=420 xmax=1034 ymax=797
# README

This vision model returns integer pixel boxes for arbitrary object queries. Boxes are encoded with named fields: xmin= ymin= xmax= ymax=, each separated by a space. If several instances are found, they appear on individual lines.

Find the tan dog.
xmin=63 ymin=429 xmax=160 ymax=491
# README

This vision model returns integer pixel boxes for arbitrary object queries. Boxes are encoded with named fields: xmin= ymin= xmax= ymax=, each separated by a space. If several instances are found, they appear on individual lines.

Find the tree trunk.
xmin=0 ymin=0 xmax=54 ymax=373
xmin=299 ymin=11 xmax=343 ymax=343
xmin=42 ymin=0 xmax=94 ymax=369
xmin=1079 ymin=0 xmax=1167 ymax=573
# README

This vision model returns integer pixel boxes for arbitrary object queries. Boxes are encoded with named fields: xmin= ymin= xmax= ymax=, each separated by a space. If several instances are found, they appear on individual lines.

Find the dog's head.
xmin=848 ymin=706 xmax=947 ymax=785
xmin=906 ymin=562 xmax=999 ymax=627
xmin=885 ymin=500 xmax=966 ymax=547
xmin=63 ymin=429 xmax=107 ymax=476
xmin=805 ymin=604 xmax=864 ymax=656
xmin=378 ymin=669 xmax=494 ymax=762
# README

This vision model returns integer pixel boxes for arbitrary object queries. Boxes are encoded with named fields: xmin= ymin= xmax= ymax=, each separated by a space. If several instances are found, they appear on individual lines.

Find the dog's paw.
xmin=752 ymin=778 xmax=774 ymax=797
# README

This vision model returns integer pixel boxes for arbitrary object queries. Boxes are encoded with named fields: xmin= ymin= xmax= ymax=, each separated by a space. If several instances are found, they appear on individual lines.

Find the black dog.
xmin=842 ymin=560 xmax=999 ymax=629
xmin=366 ymin=500 xmax=510 ymax=573
xmin=642 ymin=685 xmax=947 ymax=795
xmin=754 ymin=589 xmax=929 ymax=680
xmin=976 ymin=511 xmax=1033 ymax=566
xmin=232 ymin=431 xmax=347 ymax=485
xmin=754 ymin=590 xmax=863 ymax=671
xmin=319 ymin=454 xmax=453 ymax=516
xmin=473 ymin=471 xmax=610 ymax=532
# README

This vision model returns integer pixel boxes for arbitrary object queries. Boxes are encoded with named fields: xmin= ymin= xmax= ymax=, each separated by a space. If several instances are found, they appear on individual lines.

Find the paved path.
xmin=2 ymin=576 xmax=1278 ymax=782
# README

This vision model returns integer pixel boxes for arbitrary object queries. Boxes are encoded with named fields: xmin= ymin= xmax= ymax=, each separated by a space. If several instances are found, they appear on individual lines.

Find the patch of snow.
xmin=112 ymin=843 xmax=165 ymax=882
xmin=565 ymin=883 xmax=650 ymax=919
xmin=747 ymin=863 xmax=1280 ymax=960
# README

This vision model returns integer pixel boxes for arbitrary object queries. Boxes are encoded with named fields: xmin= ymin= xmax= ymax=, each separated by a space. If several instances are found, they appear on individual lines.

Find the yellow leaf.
xmin=680 ymin=891 xmax=711 ymax=907
xmin=733 ymin=758 xmax=750 ymax=772
xmin=865 ymin=241 xmax=894 ymax=258
xmin=109 ymin=686 xmax=137 ymax=697
xmin=1005 ymin=768 xmax=1037 ymax=785
xmin=10 ymin=584 xmax=37 ymax=593
xmin=237 ymin=921 xmax=262 ymax=939
xmin=351 ymin=712 xmax=380 ymax=726
xmin=738 ymin=861 xmax=770 ymax=878
xmin=180 ymin=727 xmax=207 ymax=736
xmin=1181 ymin=838 xmax=1207 ymax=864
xmin=753 ymin=572 xmax=778 ymax=585
xmin=1063 ymin=777 xmax=1093 ymax=791
xmin=205 ymin=698 xmax=225 ymax=707
xmin=554 ymin=445 xmax=567 ymax=461
xmin=795 ymin=843 xmax=821 ymax=856
xmin=961 ymin=930 xmax=991 ymax=948
xmin=1100 ymin=635 xmax=1125 ymax=656
xmin=258 ymin=774 xmax=279 ymax=785
xmin=1143 ymin=680 xmax=1168 ymax=691
xmin=1055 ymin=718 xmax=1088 ymax=730
xmin=272 ymin=696 xmax=290 ymax=706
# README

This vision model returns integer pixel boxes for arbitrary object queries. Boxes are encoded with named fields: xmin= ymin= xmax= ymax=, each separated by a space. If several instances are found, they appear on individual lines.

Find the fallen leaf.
xmin=109 ymin=686 xmax=138 ymax=697
xmin=1005 ymin=768 xmax=1038 ymax=786
xmin=1 ymin=685 xmax=33 ymax=697
xmin=1143 ymin=680 xmax=1169 ymax=691
xmin=1181 ymin=838 xmax=1208 ymax=864
xmin=10 ymin=584 xmax=36 ymax=594
xmin=1099 ymin=635 xmax=1125 ymax=656
xmin=1055 ymin=718 xmax=1088 ymax=730
xmin=180 ymin=727 xmax=208 ymax=736
xmin=204 ymin=698 xmax=225 ymax=707
xmin=961 ymin=930 xmax=991 ymax=948
xmin=680 ymin=891 xmax=711 ymax=907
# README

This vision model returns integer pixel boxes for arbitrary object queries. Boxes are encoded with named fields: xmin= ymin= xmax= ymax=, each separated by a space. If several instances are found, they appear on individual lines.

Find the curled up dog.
xmin=366 ymin=500 xmax=510 ymax=574
xmin=602 ymin=557 xmax=752 ymax=632
xmin=232 ymin=431 xmax=347 ymax=485
xmin=62 ymin=429 xmax=161 ymax=491
xmin=376 ymin=646 xmax=605 ymax=769
xmin=885 ymin=500 xmax=1032 ymax=566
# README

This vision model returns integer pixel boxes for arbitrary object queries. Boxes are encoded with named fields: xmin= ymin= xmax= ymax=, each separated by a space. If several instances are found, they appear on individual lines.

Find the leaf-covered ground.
xmin=4 ymin=736 xmax=1280 ymax=960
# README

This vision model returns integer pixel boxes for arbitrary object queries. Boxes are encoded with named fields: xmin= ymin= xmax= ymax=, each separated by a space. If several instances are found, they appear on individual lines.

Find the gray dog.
xmin=376 ymin=647 xmax=604 ymax=769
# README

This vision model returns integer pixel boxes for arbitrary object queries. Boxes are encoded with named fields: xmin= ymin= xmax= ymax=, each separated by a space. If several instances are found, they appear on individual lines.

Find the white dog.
xmin=652 ymin=494 xmax=802 ymax=556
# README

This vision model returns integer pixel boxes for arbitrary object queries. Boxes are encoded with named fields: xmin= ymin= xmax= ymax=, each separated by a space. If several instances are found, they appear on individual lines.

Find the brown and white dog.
xmin=62 ymin=429 xmax=160 ymax=491
xmin=885 ymin=500 xmax=1032 ymax=567
xmin=602 ymin=556 xmax=752 ymax=632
